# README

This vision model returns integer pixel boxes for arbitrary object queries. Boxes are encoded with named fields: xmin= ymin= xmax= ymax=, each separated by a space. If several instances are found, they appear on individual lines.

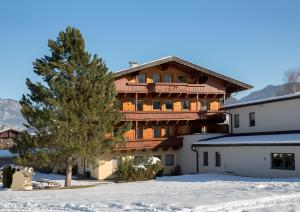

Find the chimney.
xmin=129 ymin=61 xmax=138 ymax=68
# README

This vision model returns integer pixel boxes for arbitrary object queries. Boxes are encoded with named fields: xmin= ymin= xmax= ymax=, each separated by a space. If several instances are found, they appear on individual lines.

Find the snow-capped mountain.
xmin=0 ymin=98 xmax=26 ymax=130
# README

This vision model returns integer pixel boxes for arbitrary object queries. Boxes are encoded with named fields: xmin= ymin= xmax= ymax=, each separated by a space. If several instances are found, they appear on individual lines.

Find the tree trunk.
xmin=65 ymin=157 xmax=73 ymax=187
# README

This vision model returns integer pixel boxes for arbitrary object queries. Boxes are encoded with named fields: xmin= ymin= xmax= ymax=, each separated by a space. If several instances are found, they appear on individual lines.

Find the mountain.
xmin=227 ymin=82 xmax=300 ymax=104
xmin=238 ymin=84 xmax=285 ymax=102
xmin=0 ymin=99 xmax=26 ymax=130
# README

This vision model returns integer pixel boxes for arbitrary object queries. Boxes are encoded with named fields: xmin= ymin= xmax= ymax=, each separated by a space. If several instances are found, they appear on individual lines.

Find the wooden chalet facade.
xmin=76 ymin=56 xmax=252 ymax=179
xmin=0 ymin=128 xmax=19 ymax=149
xmin=113 ymin=56 xmax=252 ymax=152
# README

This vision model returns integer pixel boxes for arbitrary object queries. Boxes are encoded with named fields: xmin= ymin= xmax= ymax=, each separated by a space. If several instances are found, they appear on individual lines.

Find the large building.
xmin=192 ymin=93 xmax=300 ymax=178
xmin=77 ymin=56 xmax=252 ymax=179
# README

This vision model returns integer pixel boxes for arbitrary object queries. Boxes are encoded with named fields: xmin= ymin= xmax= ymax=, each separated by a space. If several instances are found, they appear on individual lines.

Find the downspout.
xmin=191 ymin=145 xmax=199 ymax=173
xmin=223 ymin=111 xmax=233 ymax=134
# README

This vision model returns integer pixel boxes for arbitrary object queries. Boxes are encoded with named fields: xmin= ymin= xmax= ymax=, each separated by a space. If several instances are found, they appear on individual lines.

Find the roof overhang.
xmin=113 ymin=56 xmax=253 ymax=93
xmin=192 ymin=132 xmax=300 ymax=147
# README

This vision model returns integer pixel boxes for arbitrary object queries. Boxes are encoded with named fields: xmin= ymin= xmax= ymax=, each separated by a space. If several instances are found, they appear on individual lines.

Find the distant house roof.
xmin=113 ymin=56 xmax=252 ymax=92
xmin=0 ymin=128 xmax=18 ymax=134
xmin=225 ymin=92 xmax=300 ymax=109
xmin=0 ymin=150 xmax=17 ymax=158
xmin=192 ymin=132 xmax=300 ymax=147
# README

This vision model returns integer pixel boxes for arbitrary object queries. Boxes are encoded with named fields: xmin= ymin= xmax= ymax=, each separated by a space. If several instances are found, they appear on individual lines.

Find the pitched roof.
xmin=225 ymin=92 xmax=300 ymax=109
xmin=113 ymin=56 xmax=253 ymax=92
xmin=192 ymin=132 xmax=300 ymax=147
xmin=0 ymin=128 xmax=17 ymax=134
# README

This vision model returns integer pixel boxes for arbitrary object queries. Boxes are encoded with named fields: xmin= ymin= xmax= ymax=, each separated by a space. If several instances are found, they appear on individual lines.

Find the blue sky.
xmin=0 ymin=0 xmax=299 ymax=100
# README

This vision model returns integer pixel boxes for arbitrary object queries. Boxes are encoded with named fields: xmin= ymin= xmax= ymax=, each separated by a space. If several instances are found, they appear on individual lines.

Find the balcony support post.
xmin=196 ymin=93 xmax=199 ymax=111
xmin=135 ymin=92 xmax=138 ymax=140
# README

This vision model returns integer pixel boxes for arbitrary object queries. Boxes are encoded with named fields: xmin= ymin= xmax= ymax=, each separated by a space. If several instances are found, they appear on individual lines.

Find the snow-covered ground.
xmin=1 ymin=173 xmax=300 ymax=211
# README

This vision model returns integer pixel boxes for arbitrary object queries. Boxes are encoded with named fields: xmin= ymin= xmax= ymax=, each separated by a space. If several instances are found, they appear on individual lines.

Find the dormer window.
xmin=137 ymin=74 xmax=146 ymax=83
xmin=152 ymin=73 xmax=160 ymax=83
xmin=177 ymin=76 xmax=185 ymax=83
xmin=163 ymin=74 xmax=172 ymax=83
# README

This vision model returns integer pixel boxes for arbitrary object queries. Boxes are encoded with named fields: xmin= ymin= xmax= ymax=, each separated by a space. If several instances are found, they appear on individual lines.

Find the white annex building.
xmin=191 ymin=93 xmax=300 ymax=178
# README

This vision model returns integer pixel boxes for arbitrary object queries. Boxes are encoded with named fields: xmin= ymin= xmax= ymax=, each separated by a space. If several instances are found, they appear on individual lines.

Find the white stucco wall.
xmin=78 ymin=150 xmax=179 ymax=180
xmin=177 ymin=133 xmax=225 ymax=174
xmin=227 ymin=97 xmax=300 ymax=134
xmin=196 ymin=145 xmax=300 ymax=178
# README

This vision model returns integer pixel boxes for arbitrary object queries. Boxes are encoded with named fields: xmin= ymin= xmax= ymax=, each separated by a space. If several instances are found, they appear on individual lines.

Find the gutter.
xmin=191 ymin=145 xmax=199 ymax=173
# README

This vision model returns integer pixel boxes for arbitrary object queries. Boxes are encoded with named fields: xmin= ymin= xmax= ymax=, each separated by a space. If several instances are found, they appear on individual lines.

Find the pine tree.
xmin=16 ymin=26 xmax=130 ymax=187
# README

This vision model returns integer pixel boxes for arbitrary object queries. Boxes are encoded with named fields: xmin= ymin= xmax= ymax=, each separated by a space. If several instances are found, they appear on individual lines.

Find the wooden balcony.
xmin=115 ymin=82 xmax=225 ymax=95
xmin=148 ymin=83 xmax=210 ymax=94
xmin=114 ymin=136 xmax=183 ymax=151
xmin=121 ymin=110 xmax=224 ymax=121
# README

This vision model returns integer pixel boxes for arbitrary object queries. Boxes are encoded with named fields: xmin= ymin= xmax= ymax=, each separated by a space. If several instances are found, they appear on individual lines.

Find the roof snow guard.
xmin=113 ymin=56 xmax=253 ymax=92
xmin=192 ymin=132 xmax=300 ymax=147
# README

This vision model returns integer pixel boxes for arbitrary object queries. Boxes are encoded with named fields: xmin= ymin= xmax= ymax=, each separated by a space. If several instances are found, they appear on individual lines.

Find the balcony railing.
xmin=114 ymin=136 xmax=183 ymax=151
xmin=115 ymin=82 xmax=225 ymax=94
xmin=121 ymin=110 xmax=224 ymax=121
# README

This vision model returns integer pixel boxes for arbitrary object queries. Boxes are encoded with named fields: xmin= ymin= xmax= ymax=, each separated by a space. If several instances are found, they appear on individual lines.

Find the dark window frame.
xmin=165 ymin=126 xmax=173 ymax=137
xmin=271 ymin=153 xmax=295 ymax=170
xmin=182 ymin=99 xmax=190 ymax=110
xmin=215 ymin=152 xmax=221 ymax=167
xmin=165 ymin=154 xmax=175 ymax=166
xmin=136 ymin=100 xmax=143 ymax=111
xmin=136 ymin=74 xmax=146 ymax=83
xmin=165 ymin=100 xmax=173 ymax=110
xmin=152 ymin=100 xmax=161 ymax=110
xmin=203 ymin=152 xmax=208 ymax=166
xmin=137 ymin=126 xmax=143 ymax=139
xmin=249 ymin=112 xmax=255 ymax=127
xmin=163 ymin=74 xmax=173 ymax=83
xmin=152 ymin=73 xmax=160 ymax=83
xmin=200 ymin=99 xmax=208 ymax=110
xmin=234 ymin=114 xmax=240 ymax=128
xmin=177 ymin=75 xmax=186 ymax=83
xmin=153 ymin=127 xmax=161 ymax=138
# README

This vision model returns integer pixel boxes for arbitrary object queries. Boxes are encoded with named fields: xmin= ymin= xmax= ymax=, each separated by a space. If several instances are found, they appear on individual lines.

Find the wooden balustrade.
xmin=115 ymin=82 xmax=224 ymax=94
xmin=114 ymin=137 xmax=183 ymax=151
xmin=121 ymin=110 xmax=224 ymax=121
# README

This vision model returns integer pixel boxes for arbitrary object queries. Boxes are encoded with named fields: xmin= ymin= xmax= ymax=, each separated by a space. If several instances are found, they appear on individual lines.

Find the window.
xmin=203 ymin=152 xmax=208 ymax=166
xmin=153 ymin=100 xmax=161 ymax=110
xmin=117 ymin=100 xmax=123 ymax=110
xmin=136 ymin=100 xmax=143 ymax=111
xmin=137 ymin=127 xmax=143 ymax=139
xmin=177 ymin=76 xmax=185 ymax=83
xmin=234 ymin=114 xmax=240 ymax=128
xmin=163 ymin=74 xmax=172 ymax=83
xmin=152 ymin=73 xmax=160 ymax=83
xmin=165 ymin=100 xmax=173 ymax=110
xmin=137 ymin=74 xmax=146 ymax=83
xmin=154 ymin=127 xmax=161 ymax=138
xmin=249 ymin=112 xmax=255 ymax=127
xmin=215 ymin=152 xmax=221 ymax=167
xmin=271 ymin=153 xmax=295 ymax=170
xmin=200 ymin=100 xmax=208 ymax=110
xmin=165 ymin=154 xmax=174 ymax=166
xmin=165 ymin=126 xmax=173 ymax=137
xmin=182 ymin=99 xmax=190 ymax=110
xmin=112 ymin=128 xmax=119 ymax=136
